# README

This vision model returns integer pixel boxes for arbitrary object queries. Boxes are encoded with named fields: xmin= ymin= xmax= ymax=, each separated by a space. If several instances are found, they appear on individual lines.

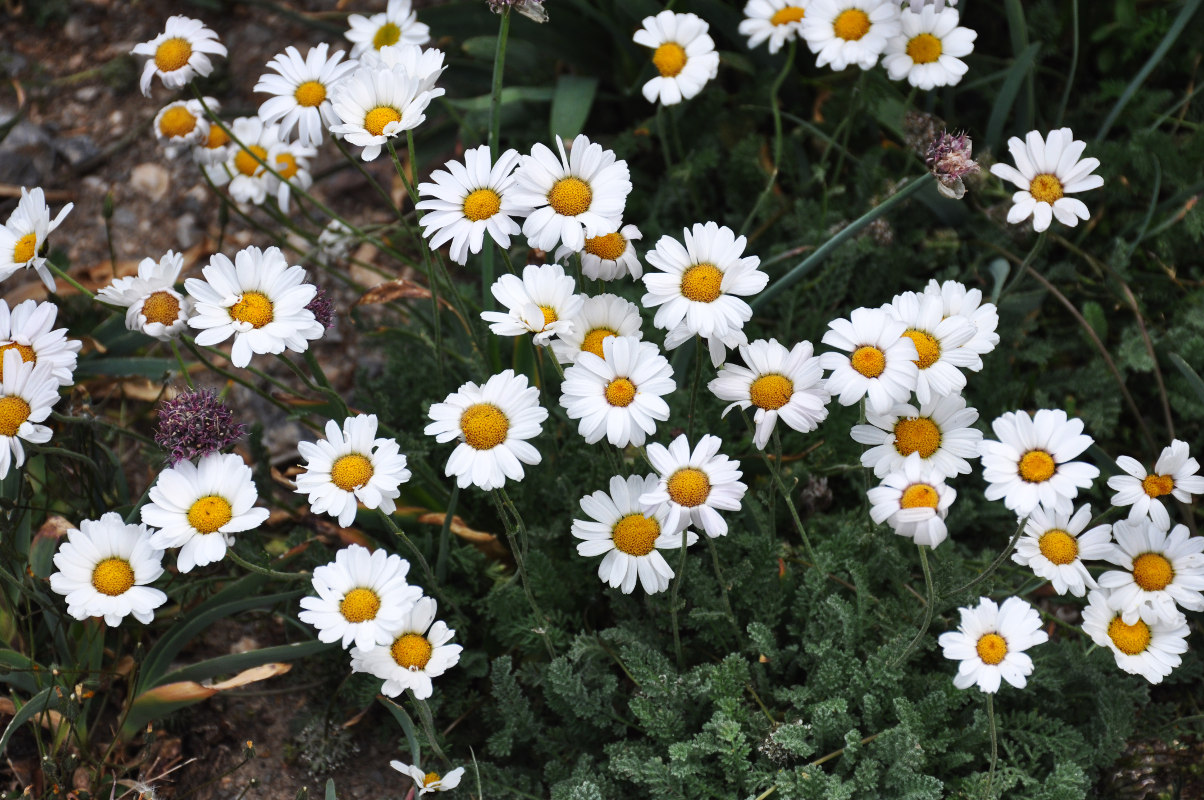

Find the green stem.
xmin=493 ymin=488 xmax=557 ymax=659
xmin=184 ymin=340 xmax=302 ymax=421
xmin=47 ymin=261 xmax=94 ymax=298
xmin=892 ymin=544 xmax=935 ymax=666
xmin=943 ymin=516 xmax=1027 ymax=600
xmin=686 ymin=337 xmax=705 ymax=440
xmin=170 ymin=339 xmax=195 ymax=390
xmin=741 ymin=39 xmax=795 ymax=235
xmin=435 ymin=483 xmax=460 ymax=583
xmin=703 ymin=534 xmax=739 ymax=636
xmin=376 ymin=509 xmax=442 ymax=602
xmin=225 ymin=548 xmax=308 ymax=582
xmin=985 ymin=694 xmax=998 ymax=798
xmin=484 ymin=9 xmax=510 ymax=309
xmin=669 ymin=527 xmax=691 ymax=669
xmin=409 ymin=693 xmax=449 ymax=764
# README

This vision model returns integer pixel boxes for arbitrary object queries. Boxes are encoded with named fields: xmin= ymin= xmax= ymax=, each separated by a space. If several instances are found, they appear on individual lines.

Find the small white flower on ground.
xmin=922 ymin=279 xmax=999 ymax=363
xmin=132 ymin=15 xmax=227 ymax=96
xmin=254 ymin=43 xmax=357 ymax=148
xmin=481 ymin=263 xmax=583 ymax=345
xmin=801 ymin=0 xmax=901 ymax=71
xmin=819 ymin=306 xmax=918 ymax=414
xmin=0 ymin=352 xmax=60 ymax=480
xmin=708 ymin=338 xmax=830 ymax=450
xmin=329 ymin=66 xmax=435 ymax=162
xmin=938 ymin=596 xmax=1048 ymax=693
xmin=882 ymin=5 xmax=975 ymax=89
xmin=1080 ymin=589 xmax=1189 ymax=685
xmin=1 ymin=298 xmax=81 ymax=386
xmin=979 ymin=408 xmax=1099 ymax=516
xmin=640 ymin=433 xmax=748 ymax=537
xmin=551 ymin=293 xmax=643 ymax=366
xmin=884 ymin=290 xmax=977 ymax=404
xmin=416 ymin=145 xmax=524 ymax=265
xmin=390 ymin=762 xmax=465 ymax=795
xmin=0 ymin=186 xmax=74 ymax=293
xmin=851 ymin=393 xmax=981 ymax=479
xmin=739 ymin=0 xmax=808 ymax=54
xmin=96 ymin=251 xmax=193 ymax=341
xmin=573 ymin=473 xmax=697 ymax=594
xmin=633 ymin=10 xmax=721 ymax=105
xmin=49 ymin=513 xmax=167 ymax=626
xmin=298 ymin=544 xmax=423 ymax=651
xmin=140 ymin=452 xmax=271 ymax=573
xmin=1097 ymin=519 xmax=1204 ymax=625
xmin=560 ymin=336 xmax=675 ymax=448
xmin=867 ymin=452 xmax=956 ymax=547
xmin=345 ymin=0 xmax=430 ymax=58
xmin=990 ymin=128 xmax=1103 ymax=233
xmin=425 ymin=369 xmax=548 ymax=491
xmin=1107 ymin=440 xmax=1204 ymax=530
xmin=555 ymin=223 xmax=644 ymax=281
xmin=316 ymin=219 xmax=356 ymax=265
xmin=295 ymin=415 xmax=411 ymax=528
xmin=1011 ymin=503 xmax=1114 ymax=597
xmin=153 ymin=98 xmax=213 ymax=158
xmin=351 ymin=597 xmax=462 ymax=699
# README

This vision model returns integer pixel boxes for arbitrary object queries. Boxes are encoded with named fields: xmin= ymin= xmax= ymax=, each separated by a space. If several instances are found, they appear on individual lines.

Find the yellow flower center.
xmin=581 ymin=327 xmax=617 ymax=359
xmin=833 ymin=8 xmax=871 ymax=41
xmin=892 ymin=416 xmax=941 ymax=458
xmin=364 ymin=105 xmax=402 ymax=137
xmin=294 ymin=80 xmax=327 ymax=107
xmin=0 ymin=342 xmax=37 ymax=378
xmin=850 ymin=345 xmax=886 ymax=378
xmin=1017 ymin=449 xmax=1056 ymax=483
xmin=275 ymin=152 xmax=299 ymax=180
xmin=679 ymin=263 xmax=723 ymax=303
xmin=900 ymin=483 xmax=939 ymax=509
xmin=373 ymin=22 xmax=402 ymax=49
xmin=1132 ymin=552 xmax=1174 ymax=592
xmin=1107 ymin=615 xmax=1151 ymax=655
xmin=158 ymin=105 xmax=198 ymax=138
xmin=462 ymin=188 xmax=502 ymax=222
xmin=13 ymin=232 xmax=38 ymax=264
xmin=187 ymin=495 xmax=233 ymax=534
xmin=330 ymin=453 xmax=375 ymax=492
xmin=547 ymin=176 xmax=593 ymax=217
xmin=770 ymin=7 xmax=806 ymax=25
xmin=205 ymin=124 xmax=231 ymax=149
xmin=142 ymin=291 xmax=181 ymax=326
xmin=339 ymin=587 xmax=381 ymax=623
xmin=975 ymin=633 xmax=1008 ymax=665
xmin=154 ymin=37 xmax=193 ymax=72
xmin=230 ymin=291 xmax=274 ymax=328
xmin=539 ymin=305 xmax=558 ymax=328
xmin=1029 ymin=173 xmax=1064 ymax=204
xmin=903 ymin=329 xmax=940 ymax=370
xmin=604 ymin=377 xmax=637 ymax=408
xmin=652 ymin=42 xmax=687 ymax=78
xmin=460 ymin=403 xmax=509 ymax=450
xmin=391 ymin=633 xmax=433 ymax=669
xmin=1141 ymin=473 xmax=1174 ymax=498
xmin=584 ymin=232 xmax=627 ymax=261
xmin=667 ymin=467 xmax=710 ymax=508
xmin=234 ymin=144 xmax=268 ymax=177
xmin=906 ymin=32 xmax=943 ymax=64
xmin=749 ymin=374 xmax=794 ymax=411
xmin=0 ymin=395 xmax=32 ymax=437
xmin=423 ymin=773 xmax=441 ymax=787
xmin=91 ymin=557 xmax=135 ymax=597
xmin=1037 ymin=529 xmax=1078 ymax=565
xmin=611 ymin=513 xmax=661 ymax=556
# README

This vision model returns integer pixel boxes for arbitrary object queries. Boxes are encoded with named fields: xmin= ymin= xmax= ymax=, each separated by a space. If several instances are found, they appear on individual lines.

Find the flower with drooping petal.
xmin=938 ymin=596 xmax=1048 ymax=693
xmin=1081 ymin=589 xmax=1189 ymax=685
xmin=389 ymin=763 xmax=465 ymax=796
xmin=0 ymin=352 xmax=60 ymax=480
xmin=640 ymin=433 xmax=747 ymax=537
xmin=979 ymin=408 xmax=1099 ymax=516
xmin=481 ymin=263 xmax=583 ymax=346
xmin=0 ymin=187 xmax=74 ymax=293
xmin=96 ymin=251 xmax=193 ymax=341
xmin=255 ymin=43 xmax=357 ymax=148
xmin=989 ymin=128 xmax=1103 ymax=233
xmin=551 ymin=293 xmax=643 ymax=366
xmin=739 ymin=0 xmax=808 ymax=54
xmin=1011 ymin=503 xmax=1114 ymax=597
xmin=131 ymin=15 xmax=227 ymax=96
xmin=867 ymin=452 xmax=956 ymax=547
xmin=633 ymin=10 xmax=721 ymax=105
xmin=350 ymin=597 xmax=462 ymax=699
xmin=0 ymin=298 xmax=80 ymax=386
xmin=1107 ymin=440 xmax=1204 ymax=530
xmin=49 ymin=513 xmax=167 ymax=626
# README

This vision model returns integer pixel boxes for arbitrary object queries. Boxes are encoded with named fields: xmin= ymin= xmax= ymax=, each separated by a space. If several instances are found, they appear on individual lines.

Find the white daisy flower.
xmin=640 ymin=433 xmax=748 ymax=538
xmin=510 ymin=134 xmax=633 ymax=253
xmin=551 ymin=293 xmax=643 ymax=366
xmin=1 ymin=299 xmax=81 ymax=387
xmin=424 ymin=369 xmax=548 ymax=491
xmin=739 ymin=0 xmax=809 ymax=54
xmin=345 ymin=0 xmax=430 ymax=59
xmin=193 ymin=118 xmax=233 ymax=167
xmin=298 ymin=544 xmax=423 ymax=651
xmin=215 ymin=117 xmax=317 ymax=211
xmin=882 ymin=6 xmax=975 ymax=89
xmin=979 ymin=408 xmax=1100 ymax=516
xmin=573 ymin=473 xmax=698 ymax=594
xmin=989 ymin=128 xmax=1104 ymax=233
xmin=349 ymin=597 xmax=462 ymax=700
xmin=937 ymin=596 xmax=1048 ymax=693
xmin=633 ymin=11 xmax=721 ymax=106
xmin=923 ymin=278 xmax=999 ymax=363
xmin=1081 ymin=589 xmax=1189 ymax=684
xmin=416 ymin=145 xmax=524 ymax=265
xmin=316 ymin=219 xmax=356 ymax=265
xmin=1107 ymin=440 xmax=1204 ymax=530
xmin=131 ymin=15 xmax=227 ymax=97
xmin=1097 ymin=519 xmax=1204 ymax=625
xmin=641 ymin=222 xmax=769 ymax=368
xmin=801 ymin=0 xmax=901 ymax=71
xmin=96 ymin=251 xmax=193 ymax=341
xmin=867 ymin=452 xmax=956 ymax=547
xmin=140 ymin=452 xmax=271 ymax=573
xmin=884 ymin=290 xmax=977 ymax=405
xmin=389 ymin=763 xmax=466 ymax=796
xmin=153 ymin=98 xmax=213 ymax=158
xmin=555 ymin=223 xmax=645 ymax=282
xmin=708 ymin=338 xmax=830 ymax=450
xmin=851 ymin=393 xmax=981 ymax=479
xmin=357 ymin=42 xmax=447 ymax=95
xmin=480 ymin=263 xmax=584 ymax=346
xmin=560 ymin=337 xmax=675 ymax=448
xmin=819 ymin=306 xmax=918 ymax=415
xmin=329 ymin=66 xmax=435 ymax=162
xmin=295 ymin=415 xmax=411 ymax=528
xmin=1011 ymin=503 xmax=1114 ymax=597
xmin=264 ymin=134 xmax=316 ymax=214
xmin=48 ymin=512 xmax=167 ymax=626
xmin=254 ymin=43 xmax=357 ymax=148
xmin=0 ymin=352 xmax=60 ymax=480
xmin=185 ymin=245 xmax=324 ymax=369
xmin=0 ymin=186 xmax=74 ymax=293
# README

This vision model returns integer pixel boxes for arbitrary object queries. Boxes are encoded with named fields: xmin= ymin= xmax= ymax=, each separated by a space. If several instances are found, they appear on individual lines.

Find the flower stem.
xmin=891 ymin=543 xmax=935 ymax=666
xmin=376 ymin=509 xmax=442 ymax=601
xmin=409 ymin=692 xmax=449 ymax=764
xmin=741 ymin=39 xmax=795 ymax=235
xmin=703 ymin=533 xmax=739 ymax=636
xmin=686 ymin=336 xmax=705 ymax=441
xmin=986 ymin=694 xmax=998 ymax=798
xmin=435 ymin=483 xmax=460 ymax=583
xmin=225 ymin=548 xmax=308 ymax=582
xmin=171 ymin=339 xmax=194 ymax=390
xmin=493 ymin=487 xmax=556 ymax=659
xmin=943 ymin=516 xmax=1027 ymax=600
xmin=47 ymin=261 xmax=94 ymax=298
xmin=486 ymin=9 xmax=511 ymax=307
xmin=670 ymin=528 xmax=690 ymax=670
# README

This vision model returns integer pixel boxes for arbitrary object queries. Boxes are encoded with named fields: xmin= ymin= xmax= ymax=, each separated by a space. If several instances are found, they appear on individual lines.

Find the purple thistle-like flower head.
xmin=306 ymin=286 xmax=335 ymax=330
xmin=155 ymin=389 xmax=247 ymax=464
xmin=926 ymin=130 xmax=980 ymax=199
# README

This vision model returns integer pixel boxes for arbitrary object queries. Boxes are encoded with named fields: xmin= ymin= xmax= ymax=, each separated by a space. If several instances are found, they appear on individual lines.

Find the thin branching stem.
xmin=944 ymin=516 xmax=1028 ymax=600
xmin=493 ymin=488 xmax=557 ymax=659
xmin=892 ymin=544 xmax=936 ymax=666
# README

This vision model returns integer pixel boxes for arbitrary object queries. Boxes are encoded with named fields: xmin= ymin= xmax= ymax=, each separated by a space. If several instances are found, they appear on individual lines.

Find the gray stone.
xmin=0 ymin=110 xmax=53 ymax=186
xmin=129 ymin=162 xmax=170 ymax=202
xmin=175 ymin=213 xmax=201 ymax=249
xmin=53 ymin=135 xmax=99 ymax=167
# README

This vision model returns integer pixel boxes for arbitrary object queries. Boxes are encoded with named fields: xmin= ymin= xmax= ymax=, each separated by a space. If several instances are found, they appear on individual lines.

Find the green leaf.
xmin=446 ymin=86 xmax=555 ymax=112
xmin=985 ymin=41 xmax=1041 ymax=154
xmin=156 ymin=639 xmax=329 ymax=686
xmin=550 ymin=75 xmax=598 ymax=141
xmin=1170 ymin=352 xmax=1204 ymax=405
xmin=1082 ymin=301 xmax=1108 ymax=343
xmin=378 ymin=696 xmax=423 ymax=765
xmin=0 ymin=649 xmax=40 ymax=694
xmin=76 ymin=356 xmax=177 ymax=379
xmin=324 ymin=779 xmax=337 ymax=800
xmin=0 ymin=686 xmax=63 ymax=755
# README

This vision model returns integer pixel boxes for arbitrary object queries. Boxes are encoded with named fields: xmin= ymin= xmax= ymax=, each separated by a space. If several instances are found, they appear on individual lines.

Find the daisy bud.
xmin=488 ymin=0 xmax=548 ymax=23
xmin=155 ymin=389 xmax=247 ymax=465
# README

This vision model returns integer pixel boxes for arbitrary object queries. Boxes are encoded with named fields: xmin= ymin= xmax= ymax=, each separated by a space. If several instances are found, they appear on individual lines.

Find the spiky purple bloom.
xmin=155 ymin=389 xmax=247 ymax=464
xmin=306 ymin=286 xmax=335 ymax=330
xmin=926 ymin=130 xmax=980 ymax=199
